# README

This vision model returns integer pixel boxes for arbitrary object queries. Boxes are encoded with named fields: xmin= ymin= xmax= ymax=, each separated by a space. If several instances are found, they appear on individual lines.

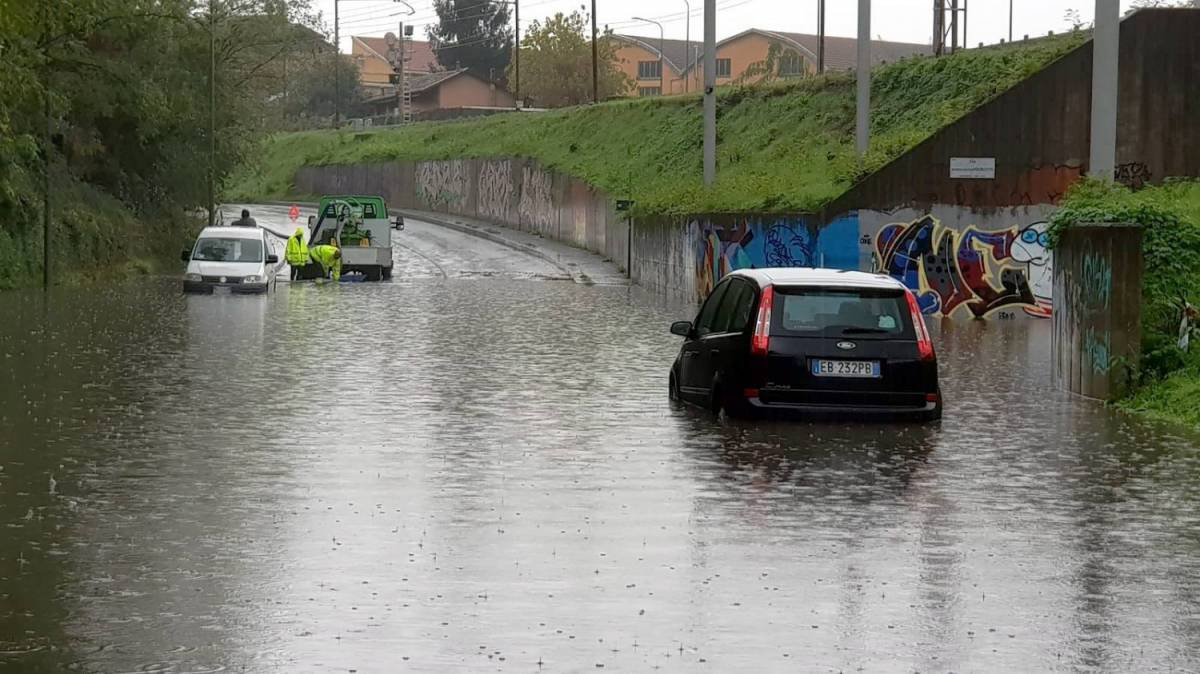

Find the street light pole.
xmin=856 ymin=0 xmax=870 ymax=156
xmin=334 ymin=0 xmax=412 ymax=128
xmin=817 ymin=0 xmax=825 ymax=73
xmin=703 ymin=0 xmax=715 ymax=185
xmin=1008 ymin=0 xmax=1013 ymax=43
xmin=209 ymin=0 xmax=216 ymax=228
xmin=592 ymin=0 xmax=599 ymax=103
xmin=1089 ymin=0 xmax=1119 ymax=179
xmin=632 ymin=17 xmax=664 ymax=95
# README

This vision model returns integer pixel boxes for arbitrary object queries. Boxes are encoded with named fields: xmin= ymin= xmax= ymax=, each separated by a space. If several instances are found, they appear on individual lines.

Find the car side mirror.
xmin=266 ymin=254 xmax=279 ymax=264
xmin=670 ymin=321 xmax=693 ymax=337
xmin=180 ymin=249 xmax=190 ymax=262
xmin=392 ymin=216 xmax=404 ymax=231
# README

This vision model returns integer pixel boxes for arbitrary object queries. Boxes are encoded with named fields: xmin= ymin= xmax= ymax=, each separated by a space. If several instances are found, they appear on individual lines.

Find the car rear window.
xmin=772 ymin=286 xmax=913 ymax=339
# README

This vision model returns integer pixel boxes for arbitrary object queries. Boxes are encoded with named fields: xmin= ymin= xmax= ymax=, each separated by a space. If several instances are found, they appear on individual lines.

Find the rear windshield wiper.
xmin=841 ymin=327 xmax=892 ymax=334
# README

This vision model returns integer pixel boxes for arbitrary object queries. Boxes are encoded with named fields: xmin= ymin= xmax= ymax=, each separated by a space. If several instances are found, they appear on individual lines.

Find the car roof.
xmin=198 ymin=226 xmax=264 ymax=240
xmin=728 ymin=267 xmax=908 ymax=291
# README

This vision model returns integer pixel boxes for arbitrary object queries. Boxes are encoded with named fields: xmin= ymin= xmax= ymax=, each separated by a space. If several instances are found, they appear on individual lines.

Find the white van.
xmin=181 ymin=226 xmax=280 ymax=294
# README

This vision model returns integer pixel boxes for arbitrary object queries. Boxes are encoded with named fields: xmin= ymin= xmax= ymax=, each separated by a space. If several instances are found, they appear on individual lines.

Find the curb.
xmin=249 ymin=199 xmax=588 ymax=284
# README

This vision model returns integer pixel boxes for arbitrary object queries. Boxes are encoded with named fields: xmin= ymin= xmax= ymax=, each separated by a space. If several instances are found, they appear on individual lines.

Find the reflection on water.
xmin=2 ymin=278 xmax=1200 ymax=672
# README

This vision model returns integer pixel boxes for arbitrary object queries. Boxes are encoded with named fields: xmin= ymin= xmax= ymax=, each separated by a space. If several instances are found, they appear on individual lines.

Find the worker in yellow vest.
xmin=309 ymin=244 xmax=342 ymax=282
xmin=285 ymin=227 xmax=309 ymax=281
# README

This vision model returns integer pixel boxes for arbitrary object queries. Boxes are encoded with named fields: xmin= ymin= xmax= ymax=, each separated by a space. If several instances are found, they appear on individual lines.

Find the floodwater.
xmin=3 ymin=212 xmax=1200 ymax=672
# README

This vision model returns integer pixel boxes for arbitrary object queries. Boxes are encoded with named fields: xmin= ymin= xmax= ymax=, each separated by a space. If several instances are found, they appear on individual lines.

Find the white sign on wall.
xmin=950 ymin=157 xmax=996 ymax=179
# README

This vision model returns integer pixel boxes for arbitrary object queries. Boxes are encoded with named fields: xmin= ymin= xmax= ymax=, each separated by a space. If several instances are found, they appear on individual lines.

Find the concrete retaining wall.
xmin=295 ymin=161 xmax=1059 ymax=320
xmin=637 ymin=205 xmax=1056 ymax=320
xmin=295 ymin=158 xmax=630 ymax=274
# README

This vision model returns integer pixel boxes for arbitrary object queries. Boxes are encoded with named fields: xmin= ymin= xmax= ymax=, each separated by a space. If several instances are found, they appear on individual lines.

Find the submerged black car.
xmin=669 ymin=268 xmax=941 ymax=421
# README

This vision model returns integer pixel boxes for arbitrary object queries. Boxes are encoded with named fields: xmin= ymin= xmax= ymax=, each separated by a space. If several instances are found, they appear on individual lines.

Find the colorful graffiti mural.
xmin=690 ymin=214 xmax=859 ymax=299
xmin=872 ymin=215 xmax=1052 ymax=318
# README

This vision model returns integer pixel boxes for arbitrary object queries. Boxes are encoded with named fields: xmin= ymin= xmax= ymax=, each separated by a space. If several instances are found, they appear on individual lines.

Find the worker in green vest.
xmin=285 ymin=227 xmax=309 ymax=281
xmin=309 ymin=244 xmax=342 ymax=282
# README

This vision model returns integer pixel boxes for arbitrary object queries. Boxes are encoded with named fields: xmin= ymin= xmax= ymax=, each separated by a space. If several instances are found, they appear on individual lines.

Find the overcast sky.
xmin=317 ymin=0 xmax=1149 ymax=52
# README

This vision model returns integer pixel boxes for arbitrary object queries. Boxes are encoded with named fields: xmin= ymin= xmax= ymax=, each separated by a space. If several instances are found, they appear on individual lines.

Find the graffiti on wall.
xmin=690 ymin=215 xmax=859 ymax=300
xmin=518 ymin=166 xmax=555 ymax=233
xmin=1115 ymin=162 xmax=1152 ymax=190
xmin=416 ymin=161 xmax=468 ymax=208
xmin=872 ymin=215 xmax=1052 ymax=318
xmin=477 ymin=161 xmax=513 ymax=221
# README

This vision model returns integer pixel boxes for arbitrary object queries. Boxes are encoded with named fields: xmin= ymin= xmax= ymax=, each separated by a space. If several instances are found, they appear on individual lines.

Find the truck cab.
xmin=308 ymin=195 xmax=398 ymax=281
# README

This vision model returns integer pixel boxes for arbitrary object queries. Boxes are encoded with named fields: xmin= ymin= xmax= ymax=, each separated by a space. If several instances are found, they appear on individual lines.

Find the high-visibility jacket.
xmin=285 ymin=228 xmax=309 ymax=267
xmin=309 ymin=244 xmax=341 ymax=281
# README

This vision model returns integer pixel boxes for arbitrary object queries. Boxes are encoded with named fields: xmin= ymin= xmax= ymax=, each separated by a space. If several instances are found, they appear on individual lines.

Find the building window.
xmin=715 ymin=58 xmax=732 ymax=78
xmin=637 ymin=60 xmax=662 ymax=80
xmin=638 ymin=86 xmax=662 ymax=97
xmin=779 ymin=51 xmax=805 ymax=77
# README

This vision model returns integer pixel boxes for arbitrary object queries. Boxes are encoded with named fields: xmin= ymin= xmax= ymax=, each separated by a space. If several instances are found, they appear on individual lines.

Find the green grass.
xmin=1051 ymin=179 xmax=1200 ymax=429
xmin=1117 ymin=354 xmax=1200 ymax=428
xmin=227 ymin=32 xmax=1088 ymax=215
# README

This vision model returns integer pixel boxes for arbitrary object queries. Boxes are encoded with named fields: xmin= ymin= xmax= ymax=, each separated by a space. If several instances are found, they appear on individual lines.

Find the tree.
xmin=510 ymin=11 xmax=631 ymax=108
xmin=427 ymin=0 xmax=512 ymax=80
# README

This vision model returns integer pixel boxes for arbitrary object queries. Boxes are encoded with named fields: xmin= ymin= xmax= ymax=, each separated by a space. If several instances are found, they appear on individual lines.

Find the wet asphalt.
xmin=1 ymin=206 xmax=1199 ymax=672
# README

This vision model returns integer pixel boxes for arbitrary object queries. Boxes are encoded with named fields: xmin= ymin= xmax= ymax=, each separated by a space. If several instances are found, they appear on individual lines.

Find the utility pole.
xmin=683 ymin=0 xmax=690 ymax=92
xmin=592 ymin=0 xmax=599 ymax=103
xmin=703 ymin=0 xmax=715 ymax=185
xmin=209 ymin=0 xmax=216 ymax=228
xmin=1089 ymin=0 xmax=1119 ymax=179
xmin=856 ymin=0 xmax=870 ymax=157
xmin=1008 ymin=0 xmax=1013 ymax=43
xmin=42 ymin=0 xmax=51 ymax=288
xmin=933 ymin=0 xmax=945 ymax=56
xmin=817 ymin=0 xmax=825 ymax=73
xmin=333 ymin=0 xmax=339 ymax=128
xmin=515 ymin=0 xmax=521 ymax=107
xmin=950 ymin=0 xmax=958 ymax=53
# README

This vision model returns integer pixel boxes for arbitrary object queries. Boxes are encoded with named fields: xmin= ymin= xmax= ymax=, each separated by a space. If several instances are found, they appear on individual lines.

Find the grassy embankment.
xmin=1049 ymin=180 xmax=1200 ymax=428
xmin=228 ymin=33 xmax=1087 ymax=214
xmin=0 ymin=173 xmax=198 ymax=291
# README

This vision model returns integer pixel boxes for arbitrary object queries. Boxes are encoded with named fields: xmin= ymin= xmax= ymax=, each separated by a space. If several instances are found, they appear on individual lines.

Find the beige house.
xmin=609 ymin=29 xmax=931 ymax=97
xmin=362 ymin=70 xmax=516 ymax=118
xmin=351 ymin=35 xmax=440 ymax=99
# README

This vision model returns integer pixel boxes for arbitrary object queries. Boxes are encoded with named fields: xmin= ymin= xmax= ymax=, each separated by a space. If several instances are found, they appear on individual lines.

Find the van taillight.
xmin=905 ymin=290 xmax=935 ymax=361
xmin=751 ymin=285 xmax=774 ymax=356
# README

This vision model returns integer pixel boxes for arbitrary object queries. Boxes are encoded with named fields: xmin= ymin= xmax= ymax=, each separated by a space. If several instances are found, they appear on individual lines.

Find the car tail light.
xmin=905 ymin=290 xmax=936 ymax=361
xmin=925 ymin=392 xmax=940 ymax=403
xmin=751 ymin=285 xmax=774 ymax=356
xmin=743 ymin=388 xmax=760 ymax=399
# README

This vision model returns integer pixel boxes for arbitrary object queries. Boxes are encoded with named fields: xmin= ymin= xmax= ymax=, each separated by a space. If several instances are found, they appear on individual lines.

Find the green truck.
xmin=307 ymin=195 xmax=402 ymax=281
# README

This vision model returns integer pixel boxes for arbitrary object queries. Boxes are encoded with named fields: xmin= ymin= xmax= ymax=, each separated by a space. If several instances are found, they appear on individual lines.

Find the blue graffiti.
xmin=765 ymin=224 xmax=817 ymax=267
xmin=691 ymin=213 xmax=860 ymax=299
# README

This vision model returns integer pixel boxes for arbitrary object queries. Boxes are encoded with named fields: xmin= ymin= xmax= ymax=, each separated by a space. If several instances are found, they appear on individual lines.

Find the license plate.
xmin=811 ymin=359 xmax=881 ymax=378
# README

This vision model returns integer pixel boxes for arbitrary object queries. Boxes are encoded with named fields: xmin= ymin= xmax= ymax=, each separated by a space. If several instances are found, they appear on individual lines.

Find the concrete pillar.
xmin=856 ymin=0 xmax=870 ymax=156
xmin=1089 ymin=0 xmax=1119 ymax=179
xmin=1052 ymin=223 xmax=1143 ymax=400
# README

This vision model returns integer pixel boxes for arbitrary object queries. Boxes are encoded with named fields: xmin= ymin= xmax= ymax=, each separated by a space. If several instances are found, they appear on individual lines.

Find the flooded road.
xmin=3 ymin=211 xmax=1200 ymax=672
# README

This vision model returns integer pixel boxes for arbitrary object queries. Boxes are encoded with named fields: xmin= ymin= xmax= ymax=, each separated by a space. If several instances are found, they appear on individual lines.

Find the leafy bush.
xmin=1048 ymin=178 xmax=1200 ymax=383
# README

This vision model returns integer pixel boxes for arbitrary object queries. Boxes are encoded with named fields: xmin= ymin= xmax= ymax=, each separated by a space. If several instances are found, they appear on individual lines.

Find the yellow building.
xmin=609 ymin=29 xmax=931 ymax=97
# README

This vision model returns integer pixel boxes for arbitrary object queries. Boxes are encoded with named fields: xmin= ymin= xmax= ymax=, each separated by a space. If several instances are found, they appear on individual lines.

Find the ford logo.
xmin=836 ymin=341 xmax=857 ymax=350
xmin=220 ymin=276 xmax=227 ymax=283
